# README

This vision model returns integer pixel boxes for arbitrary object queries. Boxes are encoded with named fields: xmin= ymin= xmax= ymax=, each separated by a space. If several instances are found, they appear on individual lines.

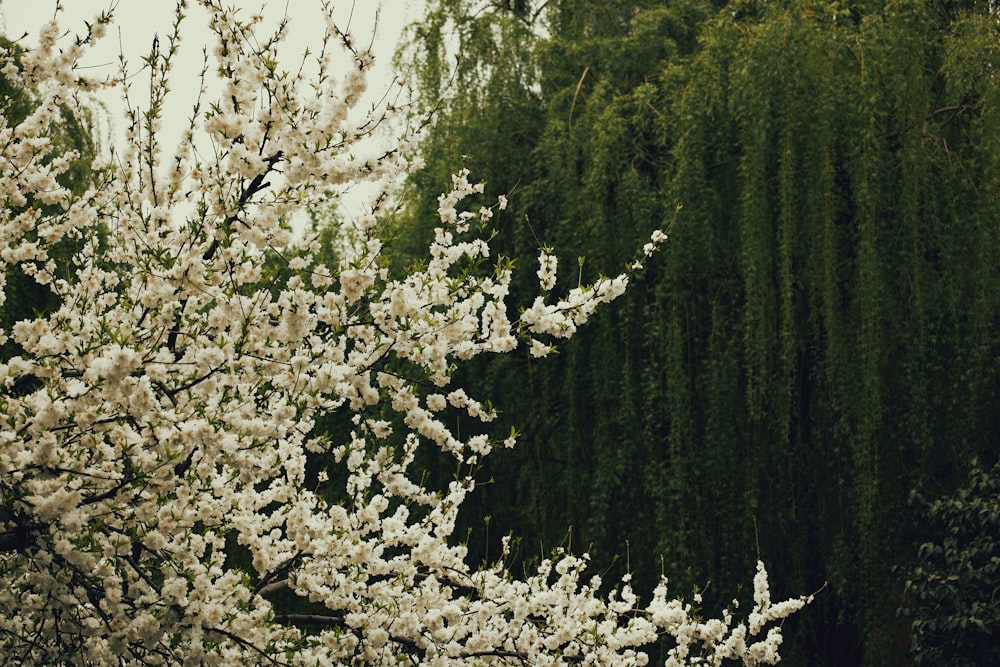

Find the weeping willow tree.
xmin=395 ymin=1 xmax=1000 ymax=664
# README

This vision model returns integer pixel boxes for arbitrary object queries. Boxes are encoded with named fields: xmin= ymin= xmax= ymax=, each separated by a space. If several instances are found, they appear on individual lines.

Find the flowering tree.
xmin=0 ymin=2 xmax=809 ymax=664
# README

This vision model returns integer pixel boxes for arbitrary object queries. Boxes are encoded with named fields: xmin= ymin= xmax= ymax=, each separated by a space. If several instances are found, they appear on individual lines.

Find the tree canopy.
xmin=397 ymin=0 xmax=1000 ymax=663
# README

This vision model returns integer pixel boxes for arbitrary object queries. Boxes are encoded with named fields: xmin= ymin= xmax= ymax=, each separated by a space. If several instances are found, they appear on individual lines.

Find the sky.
xmin=1 ymin=0 xmax=423 ymax=220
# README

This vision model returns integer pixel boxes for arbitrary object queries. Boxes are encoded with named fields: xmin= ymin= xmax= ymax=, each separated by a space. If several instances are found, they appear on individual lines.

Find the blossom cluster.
xmin=0 ymin=2 xmax=809 ymax=665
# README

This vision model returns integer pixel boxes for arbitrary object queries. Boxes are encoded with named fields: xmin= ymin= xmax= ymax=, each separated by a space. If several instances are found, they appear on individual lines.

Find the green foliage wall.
xmin=396 ymin=1 xmax=1000 ymax=663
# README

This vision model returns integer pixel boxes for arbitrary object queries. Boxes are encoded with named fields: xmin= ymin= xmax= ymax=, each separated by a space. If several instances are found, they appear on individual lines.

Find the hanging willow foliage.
xmin=395 ymin=1 xmax=1000 ymax=663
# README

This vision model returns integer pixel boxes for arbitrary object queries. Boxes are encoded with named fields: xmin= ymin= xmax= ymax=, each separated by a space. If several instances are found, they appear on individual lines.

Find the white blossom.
xmin=0 ymin=4 xmax=808 ymax=666
xmin=537 ymin=249 xmax=558 ymax=291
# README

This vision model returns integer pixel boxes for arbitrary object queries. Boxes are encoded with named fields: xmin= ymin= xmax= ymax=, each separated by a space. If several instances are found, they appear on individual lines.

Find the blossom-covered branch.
xmin=0 ymin=2 xmax=808 ymax=664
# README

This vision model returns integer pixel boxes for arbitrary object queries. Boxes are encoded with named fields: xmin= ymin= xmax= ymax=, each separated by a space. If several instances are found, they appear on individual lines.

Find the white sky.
xmin=1 ymin=0 xmax=423 ymax=220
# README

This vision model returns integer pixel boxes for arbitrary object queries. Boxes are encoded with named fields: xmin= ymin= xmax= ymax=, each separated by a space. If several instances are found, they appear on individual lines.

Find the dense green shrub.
xmin=899 ymin=459 xmax=1000 ymax=666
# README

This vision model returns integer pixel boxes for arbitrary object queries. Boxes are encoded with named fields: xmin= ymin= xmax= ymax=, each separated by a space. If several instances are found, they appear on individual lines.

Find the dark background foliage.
xmin=392 ymin=0 xmax=1000 ymax=663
